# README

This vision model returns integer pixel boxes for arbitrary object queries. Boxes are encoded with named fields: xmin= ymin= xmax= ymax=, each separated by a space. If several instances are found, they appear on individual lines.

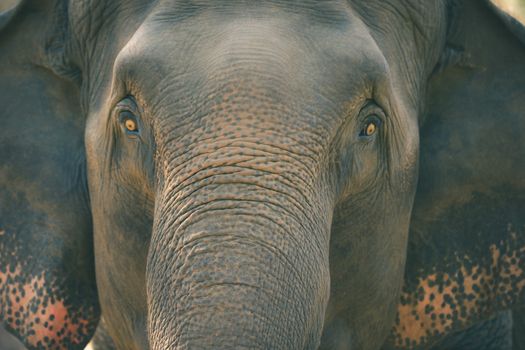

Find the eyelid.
xmin=359 ymin=101 xmax=386 ymax=122
xmin=118 ymin=110 xmax=138 ymax=124
xmin=116 ymin=96 xmax=139 ymax=114
xmin=365 ymin=115 xmax=382 ymax=131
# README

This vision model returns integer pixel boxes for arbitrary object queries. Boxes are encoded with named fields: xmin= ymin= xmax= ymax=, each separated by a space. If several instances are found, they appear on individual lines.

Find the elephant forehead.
xmin=111 ymin=8 xmax=386 ymax=116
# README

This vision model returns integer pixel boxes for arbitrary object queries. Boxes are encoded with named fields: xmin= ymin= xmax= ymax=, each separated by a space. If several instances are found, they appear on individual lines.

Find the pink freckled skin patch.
xmin=388 ymin=242 xmax=525 ymax=349
xmin=1 ymin=265 xmax=96 ymax=349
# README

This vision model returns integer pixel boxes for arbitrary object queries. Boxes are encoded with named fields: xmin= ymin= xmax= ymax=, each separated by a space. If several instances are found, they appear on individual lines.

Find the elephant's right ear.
xmin=0 ymin=1 xmax=100 ymax=349
xmin=421 ymin=0 xmax=525 ymax=141
xmin=0 ymin=0 xmax=25 ymax=31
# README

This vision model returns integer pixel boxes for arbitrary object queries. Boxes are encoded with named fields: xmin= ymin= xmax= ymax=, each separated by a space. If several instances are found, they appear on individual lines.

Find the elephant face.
xmin=82 ymin=3 xmax=429 ymax=349
xmin=4 ymin=1 xmax=525 ymax=349
xmin=1 ymin=0 xmax=452 ymax=349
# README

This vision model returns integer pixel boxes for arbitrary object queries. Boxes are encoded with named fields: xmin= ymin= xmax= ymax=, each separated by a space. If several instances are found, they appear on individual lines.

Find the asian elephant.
xmin=1 ymin=0 xmax=524 ymax=349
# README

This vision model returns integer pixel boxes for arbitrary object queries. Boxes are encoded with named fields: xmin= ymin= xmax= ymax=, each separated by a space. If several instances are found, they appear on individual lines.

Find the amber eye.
xmin=119 ymin=110 xmax=140 ymax=136
xmin=366 ymin=122 xmax=376 ymax=136
xmin=359 ymin=119 xmax=379 ymax=137
xmin=125 ymin=118 xmax=138 ymax=132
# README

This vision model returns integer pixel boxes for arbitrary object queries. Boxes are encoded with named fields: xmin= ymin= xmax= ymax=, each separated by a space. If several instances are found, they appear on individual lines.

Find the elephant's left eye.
xmin=359 ymin=117 xmax=381 ymax=137
xmin=120 ymin=112 xmax=140 ymax=136
xmin=361 ymin=121 xmax=376 ymax=136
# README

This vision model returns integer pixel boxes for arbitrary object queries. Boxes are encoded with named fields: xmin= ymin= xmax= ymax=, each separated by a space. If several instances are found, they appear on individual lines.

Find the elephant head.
xmin=1 ymin=0 xmax=523 ymax=349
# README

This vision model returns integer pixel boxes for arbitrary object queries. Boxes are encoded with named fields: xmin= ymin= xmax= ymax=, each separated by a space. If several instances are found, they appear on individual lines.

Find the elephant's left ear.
xmin=0 ymin=0 xmax=25 ymax=31
xmin=487 ymin=0 xmax=525 ymax=44
xmin=425 ymin=0 xmax=525 ymax=125
xmin=421 ymin=0 xmax=525 ymax=174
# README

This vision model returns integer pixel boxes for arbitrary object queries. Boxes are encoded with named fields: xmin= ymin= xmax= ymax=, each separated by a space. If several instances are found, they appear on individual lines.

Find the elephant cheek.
xmin=0 ymin=265 xmax=98 ymax=349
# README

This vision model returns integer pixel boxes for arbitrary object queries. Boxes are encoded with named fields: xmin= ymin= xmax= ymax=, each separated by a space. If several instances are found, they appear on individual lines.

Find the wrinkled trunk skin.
xmin=139 ymin=16 xmax=346 ymax=348
xmin=147 ymin=165 xmax=331 ymax=349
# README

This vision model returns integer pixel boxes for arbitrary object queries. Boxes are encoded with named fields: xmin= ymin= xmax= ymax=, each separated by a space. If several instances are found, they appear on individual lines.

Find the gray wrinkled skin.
xmin=1 ymin=0 xmax=524 ymax=349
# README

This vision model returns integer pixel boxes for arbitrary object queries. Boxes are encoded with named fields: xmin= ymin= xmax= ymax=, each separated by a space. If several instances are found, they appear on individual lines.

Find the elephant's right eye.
xmin=119 ymin=111 xmax=140 ymax=136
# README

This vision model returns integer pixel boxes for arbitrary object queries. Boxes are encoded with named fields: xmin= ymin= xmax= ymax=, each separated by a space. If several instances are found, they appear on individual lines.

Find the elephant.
xmin=1 ymin=0 xmax=524 ymax=349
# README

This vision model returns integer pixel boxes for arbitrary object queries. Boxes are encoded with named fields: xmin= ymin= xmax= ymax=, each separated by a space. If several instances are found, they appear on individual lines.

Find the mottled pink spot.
xmin=1 ymin=265 xmax=95 ymax=349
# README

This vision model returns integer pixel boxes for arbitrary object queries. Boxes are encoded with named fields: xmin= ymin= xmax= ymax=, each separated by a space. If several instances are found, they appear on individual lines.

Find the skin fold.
xmin=0 ymin=0 xmax=524 ymax=349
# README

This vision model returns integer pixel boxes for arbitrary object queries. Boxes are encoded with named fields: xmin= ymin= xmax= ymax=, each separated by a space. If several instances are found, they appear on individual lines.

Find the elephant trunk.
xmin=147 ymin=160 xmax=331 ymax=349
